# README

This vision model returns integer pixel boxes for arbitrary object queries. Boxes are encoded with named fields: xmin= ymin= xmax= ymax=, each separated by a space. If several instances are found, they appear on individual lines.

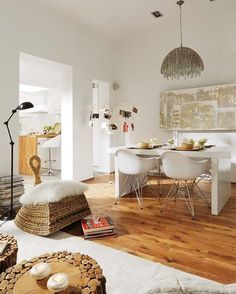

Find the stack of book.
xmin=81 ymin=216 xmax=116 ymax=239
xmin=0 ymin=175 xmax=24 ymax=212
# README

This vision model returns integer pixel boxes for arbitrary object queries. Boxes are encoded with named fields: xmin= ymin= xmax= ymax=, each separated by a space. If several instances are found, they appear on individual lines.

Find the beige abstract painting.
xmin=160 ymin=83 xmax=236 ymax=130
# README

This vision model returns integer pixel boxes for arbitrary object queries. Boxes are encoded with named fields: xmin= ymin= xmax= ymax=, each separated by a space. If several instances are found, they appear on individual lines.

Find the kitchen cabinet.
xmin=19 ymin=134 xmax=56 ymax=176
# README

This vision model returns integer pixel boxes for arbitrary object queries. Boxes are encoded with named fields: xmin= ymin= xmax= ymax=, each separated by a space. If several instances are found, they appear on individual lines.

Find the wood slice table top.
xmin=14 ymin=262 xmax=82 ymax=294
xmin=0 ymin=251 xmax=106 ymax=294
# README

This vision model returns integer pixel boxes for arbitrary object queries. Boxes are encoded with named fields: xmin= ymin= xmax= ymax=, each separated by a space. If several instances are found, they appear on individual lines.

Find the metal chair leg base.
xmin=43 ymin=169 xmax=54 ymax=176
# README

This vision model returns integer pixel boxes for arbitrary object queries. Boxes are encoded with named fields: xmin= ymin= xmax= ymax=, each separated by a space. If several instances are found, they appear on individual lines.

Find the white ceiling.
xmin=35 ymin=0 xmax=235 ymax=41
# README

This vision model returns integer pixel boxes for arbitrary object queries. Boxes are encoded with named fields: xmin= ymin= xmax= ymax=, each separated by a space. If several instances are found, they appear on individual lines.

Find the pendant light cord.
xmin=180 ymin=3 xmax=183 ymax=47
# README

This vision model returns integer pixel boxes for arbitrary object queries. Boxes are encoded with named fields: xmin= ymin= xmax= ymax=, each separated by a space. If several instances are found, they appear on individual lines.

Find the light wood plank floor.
xmin=66 ymin=175 xmax=236 ymax=284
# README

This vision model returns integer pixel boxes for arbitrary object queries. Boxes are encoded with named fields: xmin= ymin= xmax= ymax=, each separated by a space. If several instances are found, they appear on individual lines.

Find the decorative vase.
xmin=123 ymin=122 xmax=128 ymax=133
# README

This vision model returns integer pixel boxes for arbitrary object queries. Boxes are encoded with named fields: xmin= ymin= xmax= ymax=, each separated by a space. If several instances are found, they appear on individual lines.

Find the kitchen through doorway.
xmin=19 ymin=53 xmax=73 ymax=189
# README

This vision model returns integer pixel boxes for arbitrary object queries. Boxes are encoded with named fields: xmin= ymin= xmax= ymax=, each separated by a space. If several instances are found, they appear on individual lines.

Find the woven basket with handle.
xmin=14 ymin=155 xmax=91 ymax=236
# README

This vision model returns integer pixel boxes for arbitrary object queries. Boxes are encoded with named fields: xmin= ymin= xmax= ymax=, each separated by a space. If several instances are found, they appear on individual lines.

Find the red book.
xmin=81 ymin=217 xmax=115 ymax=234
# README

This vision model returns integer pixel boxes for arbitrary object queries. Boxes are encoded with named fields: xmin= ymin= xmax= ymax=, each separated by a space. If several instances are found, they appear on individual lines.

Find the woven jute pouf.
xmin=14 ymin=194 xmax=91 ymax=236
xmin=0 ymin=234 xmax=18 ymax=274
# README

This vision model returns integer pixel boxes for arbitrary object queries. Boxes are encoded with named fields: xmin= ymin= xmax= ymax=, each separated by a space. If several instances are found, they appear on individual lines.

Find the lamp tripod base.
xmin=0 ymin=210 xmax=17 ymax=221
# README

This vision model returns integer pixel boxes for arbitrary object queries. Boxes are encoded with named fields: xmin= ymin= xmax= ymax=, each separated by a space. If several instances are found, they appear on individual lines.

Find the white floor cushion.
xmin=20 ymin=180 xmax=88 ymax=205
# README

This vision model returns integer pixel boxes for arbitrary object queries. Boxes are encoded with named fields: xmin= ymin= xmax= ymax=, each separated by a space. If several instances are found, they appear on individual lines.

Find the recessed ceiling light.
xmin=151 ymin=11 xmax=163 ymax=18
xmin=19 ymin=84 xmax=49 ymax=93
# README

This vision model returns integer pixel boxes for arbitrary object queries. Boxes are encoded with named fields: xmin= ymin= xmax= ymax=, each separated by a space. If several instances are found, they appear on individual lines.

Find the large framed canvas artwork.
xmin=160 ymin=83 xmax=236 ymax=130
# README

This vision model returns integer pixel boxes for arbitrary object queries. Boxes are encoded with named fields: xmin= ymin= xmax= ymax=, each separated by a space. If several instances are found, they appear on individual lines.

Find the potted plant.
xmin=199 ymin=137 xmax=207 ymax=149
xmin=43 ymin=125 xmax=53 ymax=134
xmin=168 ymin=138 xmax=174 ymax=148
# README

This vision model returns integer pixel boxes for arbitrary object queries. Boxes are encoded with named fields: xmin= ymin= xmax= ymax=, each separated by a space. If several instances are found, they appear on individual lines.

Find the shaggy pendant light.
xmin=161 ymin=0 xmax=204 ymax=79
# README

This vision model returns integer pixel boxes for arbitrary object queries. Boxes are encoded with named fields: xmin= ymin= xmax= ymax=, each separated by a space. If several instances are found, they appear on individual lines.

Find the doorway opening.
xmin=19 ymin=53 xmax=73 ymax=189
xmin=92 ymin=80 xmax=111 ymax=177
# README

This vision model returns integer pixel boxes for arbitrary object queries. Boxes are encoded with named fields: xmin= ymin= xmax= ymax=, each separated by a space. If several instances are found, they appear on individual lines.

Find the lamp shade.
xmin=18 ymin=102 xmax=34 ymax=110
xmin=161 ymin=46 xmax=204 ymax=79
xmin=160 ymin=0 xmax=204 ymax=79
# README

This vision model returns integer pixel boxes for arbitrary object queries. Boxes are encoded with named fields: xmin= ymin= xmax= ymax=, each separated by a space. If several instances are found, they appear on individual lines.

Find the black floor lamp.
xmin=1 ymin=102 xmax=34 ymax=221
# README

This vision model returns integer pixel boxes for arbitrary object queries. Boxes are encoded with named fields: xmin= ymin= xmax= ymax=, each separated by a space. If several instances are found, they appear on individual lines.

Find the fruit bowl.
xmin=137 ymin=142 xmax=150 ymax=149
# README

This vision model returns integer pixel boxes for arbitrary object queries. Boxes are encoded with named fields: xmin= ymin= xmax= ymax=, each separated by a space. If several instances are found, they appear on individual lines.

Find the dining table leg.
xmin=211 ymin=157 xmax=231 ymax=215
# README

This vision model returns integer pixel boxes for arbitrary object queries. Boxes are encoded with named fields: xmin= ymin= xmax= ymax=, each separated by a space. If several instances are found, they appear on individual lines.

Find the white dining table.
xmin=108 ymin=145 xmax=234 ymax=215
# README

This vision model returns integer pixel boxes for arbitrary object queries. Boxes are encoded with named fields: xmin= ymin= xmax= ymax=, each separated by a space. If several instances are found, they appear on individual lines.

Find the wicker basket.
xmin=14 ymin=194 xmax=91 ymax=236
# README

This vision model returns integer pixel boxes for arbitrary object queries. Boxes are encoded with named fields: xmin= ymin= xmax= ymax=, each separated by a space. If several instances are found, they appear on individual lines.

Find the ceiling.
xmin=35 ymin=0 xmax=234 ymax=41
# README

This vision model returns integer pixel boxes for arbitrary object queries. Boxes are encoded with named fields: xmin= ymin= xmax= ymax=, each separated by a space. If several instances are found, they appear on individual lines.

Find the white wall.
xmin=19 ymin=113 xmax=60 ymax=135
xmin=115 ymin=1 xmax=236 ymax=143
xmin=0 ymin=0 xmax=116 ymax=180
xmin=20 ymin=53 xmax=65 ymax=115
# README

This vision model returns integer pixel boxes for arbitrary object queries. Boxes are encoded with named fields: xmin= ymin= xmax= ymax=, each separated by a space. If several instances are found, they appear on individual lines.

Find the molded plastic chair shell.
xmin=161 ymin=151 xmax=209 ymax=180
xmin=115 ymin=149 xmax=158 ymax=175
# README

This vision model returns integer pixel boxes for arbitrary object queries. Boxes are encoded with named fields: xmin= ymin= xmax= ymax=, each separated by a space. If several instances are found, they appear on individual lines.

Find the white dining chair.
xmin=115 ymin=149 xmax=160 ymax=208
xmin=41 ymin=134 xmax=61 ymax=176
xmin=160 ymin=151 xmax=210 ymax=219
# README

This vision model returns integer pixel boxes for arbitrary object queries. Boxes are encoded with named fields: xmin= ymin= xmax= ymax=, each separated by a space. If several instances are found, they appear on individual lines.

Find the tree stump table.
xmin=0 ymin=251 xmax=106 ymax=294
xmin=0 ymin=234 xmax=18 ymax=274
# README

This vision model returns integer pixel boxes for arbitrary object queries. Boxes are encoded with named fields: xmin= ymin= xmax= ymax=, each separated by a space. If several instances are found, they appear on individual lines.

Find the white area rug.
xmin=1 ymin=221 xmax=235 ymax=294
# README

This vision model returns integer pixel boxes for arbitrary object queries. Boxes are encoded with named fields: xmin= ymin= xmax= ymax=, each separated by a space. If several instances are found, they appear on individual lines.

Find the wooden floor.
xmin=65 ymin=175 xmax=236 ymax=284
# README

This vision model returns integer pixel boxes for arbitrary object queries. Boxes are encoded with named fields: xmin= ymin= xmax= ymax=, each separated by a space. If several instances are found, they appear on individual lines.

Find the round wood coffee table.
xmin=0 ymin=234 xmax=18 ymax=274
xmin=0 ymin=251 xmax=106 ymax=294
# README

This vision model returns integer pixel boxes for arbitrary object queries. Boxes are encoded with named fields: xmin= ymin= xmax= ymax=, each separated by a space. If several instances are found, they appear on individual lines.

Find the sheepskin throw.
xmin=20 ymin=180 xmax=88 ymax=205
